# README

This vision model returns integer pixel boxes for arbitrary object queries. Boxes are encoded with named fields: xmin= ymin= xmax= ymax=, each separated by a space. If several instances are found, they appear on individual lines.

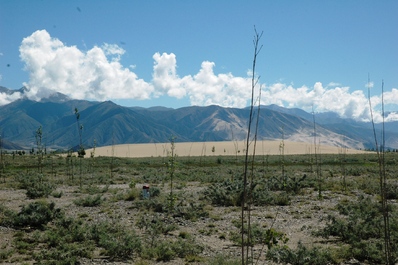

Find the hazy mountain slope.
xmin=48 ymin=101 xmax=186 ymax=149
xmin=0 ymin=111 xmax=41 ymax=146
xmin=262 ymin=104 xmax=313 ymax=121
xmin=0 ymin=89 xmax=396 ymax=150
xmin=134 ymin=105 xmax=366 ymax=149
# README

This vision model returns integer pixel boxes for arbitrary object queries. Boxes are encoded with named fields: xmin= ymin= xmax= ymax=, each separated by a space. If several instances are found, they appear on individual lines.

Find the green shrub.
xmin=88 ymin=221 xmax=141 ymax=260
xmin=230 ymin=221 xmax=288 ymax=248
xmin=207 ymin=254 xmax=240 ymax=265
xmin=155 ymin=241 xmax=175 ymax=261
xmin=266 ymin=174 xmax=309 ymax=194
xmin=26 ymin=181 xmax=55 ymax=199
xmin=252 ymin=190 xmax=291 ymax=206
xmin=74 ymin=194 xmax=103 ymax=207
xmin=137 ymin=214 xmax=177 ymax=237
xmin=125 ymin=188 xmax=140 ymax=201
xmin=78 ymin=184 xmax=109 ymax=194
xmin=144 ymin=237 xmax=203 ymax=262
xmin=0 ymin=249 xmax=13 ymax=261
xmin=173 ymin=201 xmax=209 ymax=221
xmin=204 ymin=178 xmax=291 ymax=207
xmin=15 ymin=173 xmax=55 ymax=199
xmin=51 ymin=190 xmax=63 ymax=198
xmin=13 ymin=233 xmax=35 ymax=254
xmin=34 ymin=242 xmax=92 ymax=264
xmin=266 ymin=241 xmax=336 ymax=265
xmin=134 ymin=197 xmax=166 ymax=213
xmin=99 ymin=230 xmax=141 ymax=260
xmin=171 ymin=237 xmax=204 ymax=260
xmin=0 ymin=205 xmax=16 ymax=227
xmin=385 ymin=182 xmax=398 ymax=200
xmin=203 ymin=179 xmax=244 ymax=206
xmin=315 ymin=195 xmax=398 ymax=263
xmin=13 ymin=201 xmax=62 ymax=229
xmin=149 ymin=186 xmax=161 ymax=197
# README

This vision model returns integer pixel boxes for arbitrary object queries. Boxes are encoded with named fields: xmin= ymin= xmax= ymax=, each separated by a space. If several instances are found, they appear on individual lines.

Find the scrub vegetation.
xmin=0 ymin=150 xmax=397 ymax=264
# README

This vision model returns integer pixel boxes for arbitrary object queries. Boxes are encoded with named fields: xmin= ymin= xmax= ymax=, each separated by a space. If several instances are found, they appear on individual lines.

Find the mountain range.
xmin=0 ymin=86 xmax=397 ymax=151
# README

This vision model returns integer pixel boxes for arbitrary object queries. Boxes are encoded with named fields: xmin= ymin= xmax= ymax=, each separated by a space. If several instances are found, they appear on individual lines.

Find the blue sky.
xmin=0 ymin=0 xmax=397 ymax=121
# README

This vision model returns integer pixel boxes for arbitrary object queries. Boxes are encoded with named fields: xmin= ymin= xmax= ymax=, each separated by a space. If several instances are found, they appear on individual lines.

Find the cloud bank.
xmin=1 ymin=30 xmax=397 ymax=122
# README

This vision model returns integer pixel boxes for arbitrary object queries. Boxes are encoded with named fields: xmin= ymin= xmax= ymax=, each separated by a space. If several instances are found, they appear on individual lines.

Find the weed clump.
xmin=266 ymin=241 xmax=337 ymax=265
xmin=315 ymin=195 xmax=398 ymax=263
xmin=74 ymin=194 xmax=104 ymax=207
xmin=16 ymin=173 xmax=55 ymax=199
xmin=13 ymin=201 xmax=62 ymax=229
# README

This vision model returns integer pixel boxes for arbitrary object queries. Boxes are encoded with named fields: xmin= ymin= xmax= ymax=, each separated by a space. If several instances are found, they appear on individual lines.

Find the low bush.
xmin=385 ymin=182 xmax=398 ymax=200
xmin=204 ymin=178 xmax=292 ymax=207
xmin=0 ymin=205 xmax=16 ymax=227
xmin=207 ymin=254 xmax=240 ymax=265
xmin=154 ymin=241 xmax=175 ymax=262
xmin=230 ymin=221 xmax=288 ymax=248
xmin=252 ymin=190 xmax=291 ymax=206
xmin=74 ymin=194 xmax=103 ymax=207
xmin=203 ymin=179 xmax=244 ymax=207
xmin=13 ymin=201 xmax=62 ymax=229
xmin=173 ymin=201 xmax=209 ymax=221
xmin=0 ymin=249 xmax=13 ymax=261
xmin=79 ymin=184 xmax=109 ymax=194
xmin=143 ymin=237 xmax=203 ymax=262
xmin=266 ymin=241 xmax=337 ymax=265
xmin=15 ymin=173 xmax=55 ymax=199
xmin=98 ymin=228 xmax=141 ymax=260
xmin=315 ymin=195 xmax=398 ymax=263
xmin=172 ymin=237 xmax=204 ymax=260
xmin=124 ymin=188 xmax=140 ymax=201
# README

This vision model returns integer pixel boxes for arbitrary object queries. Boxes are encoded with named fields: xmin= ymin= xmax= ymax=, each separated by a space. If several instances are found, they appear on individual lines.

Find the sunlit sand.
xmin=86 ymin=140 xmax=368 ymax=158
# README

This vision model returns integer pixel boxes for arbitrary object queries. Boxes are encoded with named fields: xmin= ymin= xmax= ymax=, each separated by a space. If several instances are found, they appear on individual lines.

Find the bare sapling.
xmin=0 ymin=130 xmax=5 ymax=183
xmin=231 ymin=129 xmax=239 ymax=165
xmin=338 ymin=136 xmax=347 ymax=191
xmin=74 ymin=108 xmax=85 ymax=186
xmin=90 ymin=139 xmax=96 ymax=176
xmin=241 ymin=26 xmax=263 ymax=265
xmin=35 ymin=126 xmax=44 ymax=173
xmin=279 ymin=126 xmax=286 ymax=188
xmin=167 ymin=135 xmax=177 ymax=212
xmin=312 ymin=107 xmax=322 ymax=198
xmin=110 ymin=136 xmax=115 ymax=178
xmin=368 ymin=77 xmax=392 ymax=264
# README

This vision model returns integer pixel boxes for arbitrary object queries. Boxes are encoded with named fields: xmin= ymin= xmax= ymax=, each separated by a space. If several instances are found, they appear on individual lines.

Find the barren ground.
xmin=0 ymin=142 xmax=395 ymax=265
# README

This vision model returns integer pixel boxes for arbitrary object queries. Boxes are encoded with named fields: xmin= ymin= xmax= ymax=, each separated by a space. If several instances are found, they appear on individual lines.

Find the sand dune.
xmin=86 ymin=140 xmax=368 ymax=158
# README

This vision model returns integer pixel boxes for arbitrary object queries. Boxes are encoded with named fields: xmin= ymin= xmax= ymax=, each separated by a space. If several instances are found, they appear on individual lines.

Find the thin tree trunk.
xmin=242 ymin=27 xmax=262 ymax=265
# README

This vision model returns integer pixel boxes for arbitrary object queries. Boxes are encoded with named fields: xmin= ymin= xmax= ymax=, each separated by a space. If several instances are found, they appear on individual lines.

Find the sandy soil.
xmin=87 ymin=140 xmax=368 ymax=158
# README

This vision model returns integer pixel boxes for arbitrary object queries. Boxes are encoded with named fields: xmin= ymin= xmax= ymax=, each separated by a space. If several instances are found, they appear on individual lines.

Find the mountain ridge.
xmin=0 ymin=87 xmax=397 ymax=151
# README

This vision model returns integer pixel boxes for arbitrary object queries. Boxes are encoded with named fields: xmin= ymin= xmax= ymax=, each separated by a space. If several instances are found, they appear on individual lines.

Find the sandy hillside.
xmin=86 ymin=140 xmax=368 ymax=158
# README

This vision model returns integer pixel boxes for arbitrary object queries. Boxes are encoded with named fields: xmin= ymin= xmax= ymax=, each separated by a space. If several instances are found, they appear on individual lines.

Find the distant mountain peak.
xmin=40 ymin=91 xmax=71 ymax=103
xmin=1 ymin=88 xmax=398 ymax=150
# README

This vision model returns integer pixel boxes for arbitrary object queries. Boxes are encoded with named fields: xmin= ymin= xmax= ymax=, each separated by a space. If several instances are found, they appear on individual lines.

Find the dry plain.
xmin=88 ymin=140 xmax=368 ymax=158
xmin=1 ymin=141 xmax=396 ymax=265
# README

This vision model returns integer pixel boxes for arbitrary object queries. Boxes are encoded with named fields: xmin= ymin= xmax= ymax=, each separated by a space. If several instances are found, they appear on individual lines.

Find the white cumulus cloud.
xmin=19 ymin=30 xmax=153 ymax=101
xmin=2 ymin=29 xmax=397 ymax=122
xmin=262 ymin=82 xmax=398 ymax=122
xmin=18 ymin=30 xmax=253 ymax=108
xmin=0 ymin=91 xmax=22 ymax=105
xmin=152 ymin=52 xmax=252 ymax=107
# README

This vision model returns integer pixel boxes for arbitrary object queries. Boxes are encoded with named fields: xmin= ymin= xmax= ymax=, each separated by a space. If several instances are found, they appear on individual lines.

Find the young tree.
xmin=74 ymin=108 xmax=85 ymax=158
xmin=75 ymin=108 xmax=85 ymax=186
xmin=167 ymin=135 xmax=177 ymax=212
xmin=241 ymin=27 xmax=263 ymax=265
xmin=0 ymin=129 xmax=5 ymax=183
xmin=368 ymin=78 xmax=392 ymax=264
xmin=35 ymin=126 xmax=44 ymax=173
